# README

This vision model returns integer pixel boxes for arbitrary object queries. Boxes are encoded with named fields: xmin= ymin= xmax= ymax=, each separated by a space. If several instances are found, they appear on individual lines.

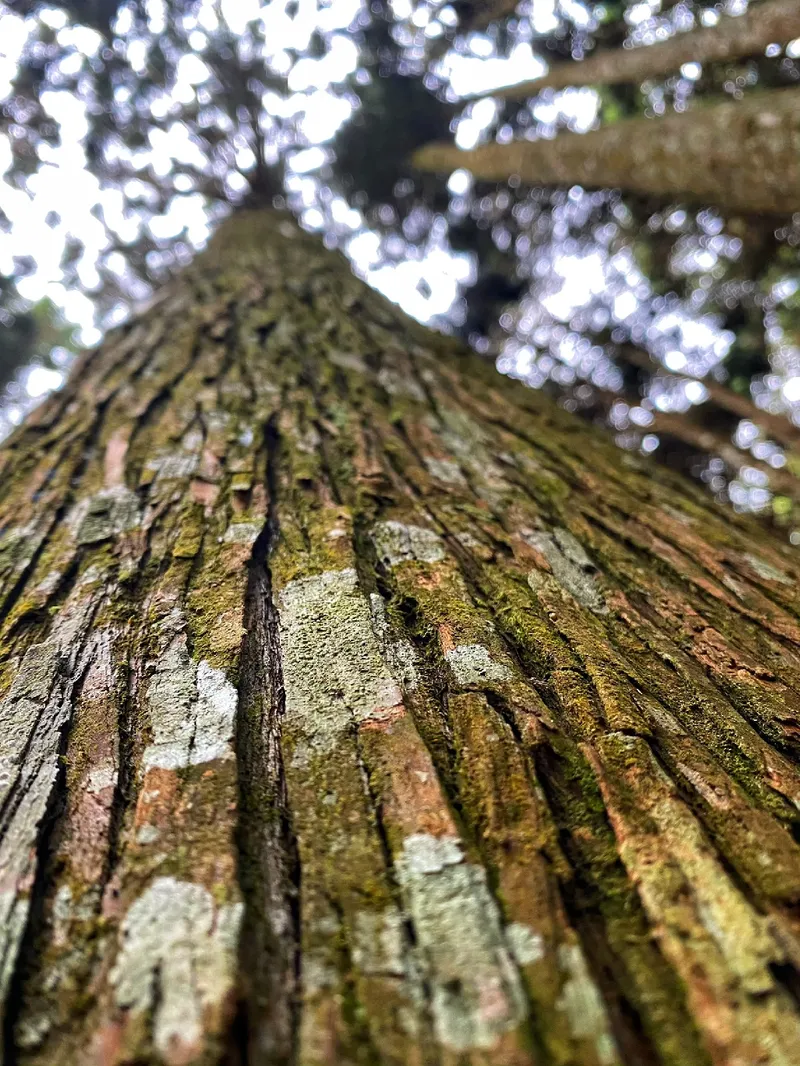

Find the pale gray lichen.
xmin=146 ymin=452 xmax=200 ymax=482
xmin=556 ymin=944 xmax=619 ymax=1065
xmin=424 ymin=457 xmax=467 ymax=486
xmin=74 ymin=487 xmax=141 ymax=545
xmin=0 ymin=892 xmax=31 ymax=1003
xmin=370 ymin=593 xmax=420 ymax=692
xmin=0 ymin=631 xmax=94 ymax=1006
xmin=301 ymin=955 xmax=339 ymax=995
xmin=396 ymin=833 xmax=526 ymax=1051
xmin=330 ymin=351 xmax=368 ymax=374
xmin=377 ymin=366 xmax=426 ymax=402
xmin=295 ymin=426 xmax=322 ymax=454
xmin=31 ymin=569 xmax=64 ymax=601
xmin=524 ymin=528 xmax=607 ymax=614
xmin=86 ymin=759 xmax=117 ymax=795
xmin=0 ymin=641 xmax=62 ymax=808
xmin=223 ymin=521 xmax=263 ymax=545
xmin=278 ymin=570 xmax=403 ymax=749
xmin=144 ymin=640 xmax=237 ymax=770
xmin=455 ymin=530 xmax=486 ymax=551
xmin=352 ymin=908 xmax=407 ymax=978
xmin=744 ymin=553 xmax=792 ymax=585
xmin=110 ymin=877 xmax=243 ymax=1061
xmin=145 ymin=426 xmax=203 ymax=482
xmin=445 ymin=644 xmax=512 ymax=687
xmin=438 ymin=407 xmax=491 ymax=449
xmin=0 ymin=520 xmax=47 ymax=575
xmin=505 ymin=923 xmax=545 ymax=966
xmin=440 ymin=430 xmax=508 ymax=492
xmin=371 ymin=521 xmax=445 ymax=568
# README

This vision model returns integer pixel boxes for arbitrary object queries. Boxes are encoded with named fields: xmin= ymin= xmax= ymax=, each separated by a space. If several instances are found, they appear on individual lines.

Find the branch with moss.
xmin=414 ymin=89 xmax=800 ymax=215
xmin=472 ymin=0 xmax=800 ymax=99
xmin=615 ymin=344 xmax=800 ymax=453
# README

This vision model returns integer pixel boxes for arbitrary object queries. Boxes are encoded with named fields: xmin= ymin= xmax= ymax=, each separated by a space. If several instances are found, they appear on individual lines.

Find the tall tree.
xmin=414 ymin=88 xmax=800 ymax=214
xmin=4 ymin=205 xmax=800 ymax=1066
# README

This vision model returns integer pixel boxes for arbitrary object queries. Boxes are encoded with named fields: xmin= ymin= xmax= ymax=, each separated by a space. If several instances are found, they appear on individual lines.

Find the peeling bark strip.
xmin=414 ymin=88 xmax=800 ymax=216
xmin=4 ymin=212 xmax=800 ymax=1064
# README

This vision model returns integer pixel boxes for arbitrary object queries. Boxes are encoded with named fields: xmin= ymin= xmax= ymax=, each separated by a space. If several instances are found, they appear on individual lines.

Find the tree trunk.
xmin=414 ymin=88 xmax=800 ymax=215
xmin=4 ymin=208 xmax=800 ymax=1066
xmin=475 ymin=0 xmax=800 ymax=99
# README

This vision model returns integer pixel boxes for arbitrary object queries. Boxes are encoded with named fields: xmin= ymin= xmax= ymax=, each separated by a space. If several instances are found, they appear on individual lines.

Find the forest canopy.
xmin=1 ymin=0 xmax=799 ymax=520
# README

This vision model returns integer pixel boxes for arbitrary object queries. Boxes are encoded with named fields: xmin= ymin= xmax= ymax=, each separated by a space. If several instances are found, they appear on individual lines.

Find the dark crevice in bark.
xmin=375 ymin=575 xmax=458 ymax=781
xmin=214 ymin=300 xmax=247 ymax=410
xmin=530 ymin=739 xmax=709 ymax=1066
xmin=123 ymin=328 xmax=210 ymax=489
xmin=770 ymin=959 xmax=800 ymax=1014
xmin=350 ymin=723 xmax=442 ymax=1062
xmin=2 ymin=550 xmax=83 ymax=653
xmin=0 ymin=642 xmax=96 ymax=1063
xmin=445 ymin=531 xmax=571 ymax=726
xmin=232 ymin=412 xmax=301 ymax=1066
xmin=102 ymin=644 xmax=137 ymax=905
xmin=301 ymin=356 xmax=347 ymax=508
xmin=0 ymin=389 xmax=113 ymax=626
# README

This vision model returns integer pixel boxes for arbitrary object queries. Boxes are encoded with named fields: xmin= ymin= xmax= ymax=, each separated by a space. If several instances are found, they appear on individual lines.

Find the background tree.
xmin=2 ymin=0 xmax=799 ymax=519
xmin=471 ymin=0 xmax=800 ymax=97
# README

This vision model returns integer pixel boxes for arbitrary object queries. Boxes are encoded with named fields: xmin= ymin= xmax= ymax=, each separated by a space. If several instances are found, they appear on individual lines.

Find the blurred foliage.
xmin=0 ymin=0 xmax=799 ymax=520
xmin=0 ymin=281 xmax=75 ymax=389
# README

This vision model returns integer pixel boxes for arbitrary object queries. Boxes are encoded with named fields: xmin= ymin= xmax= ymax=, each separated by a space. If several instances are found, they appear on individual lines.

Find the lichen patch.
xmin=0 ymin=641 xmax=62 ymax=808
xmin=330 ymin=351 xmax=368 ymax=374
xmin=524 ymin=528 xmax=607 ymax=613
xmin=556 ymin=945 xmax=619 ymax=1065
xmin=424 ymin=457 xmax=466 ymax=485
xmin=371 ymin=521 xmax=445 ymax=568
xmin=445 ymin=644 xmax=512 ymax=686
xmin=744 ymin=553 xmax=792 ymax=585
xmin=396 ymin=834 xmax=526 ymax=1050
xmin=505 ymin=923 xmax=545 ymax=966
xmin=144 ymin=640 xmax=237 ymax=770
xmin=277 ymin=568 xmax=403 ymax=748
xmin=111 ymin=877 xmax=243 ymax=1062
xmin=72 ymin=487 xmax=141 ymax=545
xmin=370 ymin=593 xmax=420 ymax=691
xmin=223 ymin=520 xmax=263 ymax=544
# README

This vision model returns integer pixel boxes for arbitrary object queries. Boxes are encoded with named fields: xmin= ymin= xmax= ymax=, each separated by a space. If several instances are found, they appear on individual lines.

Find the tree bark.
xmin=414 ymin=88 xmax=800 ymax=215
xmin=474 ymin=0 xmax=800 ymax=99
xmin=4 ymin=208 xmax=800 ymax=1066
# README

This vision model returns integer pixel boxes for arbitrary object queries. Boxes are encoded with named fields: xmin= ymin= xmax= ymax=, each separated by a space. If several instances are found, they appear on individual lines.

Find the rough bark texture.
xmin=4 ymin=209 xmax=800 ymax=1065
xmin=476 ymin=0 xmax=800 ymax=99
xmin=414 ymin=88 xmax=800 ymax=215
